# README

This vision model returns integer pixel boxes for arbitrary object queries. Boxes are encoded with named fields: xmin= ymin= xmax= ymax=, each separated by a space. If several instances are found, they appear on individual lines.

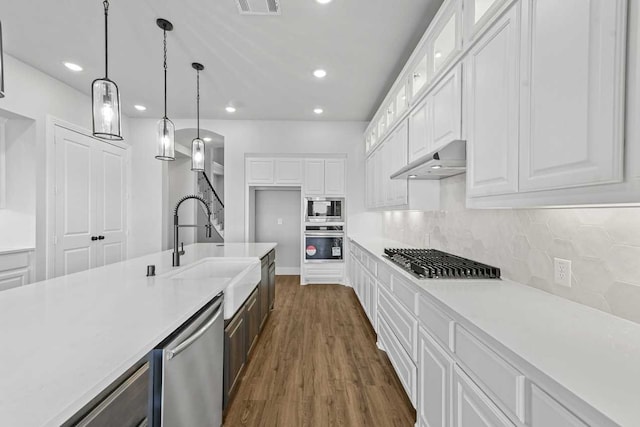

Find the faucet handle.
xmin=180 ymin=242 xmax=185 ymax=255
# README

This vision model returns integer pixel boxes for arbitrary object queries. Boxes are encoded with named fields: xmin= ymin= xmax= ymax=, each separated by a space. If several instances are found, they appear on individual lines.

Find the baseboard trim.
xmin=276 ymin=267 xmax=300 ymax=275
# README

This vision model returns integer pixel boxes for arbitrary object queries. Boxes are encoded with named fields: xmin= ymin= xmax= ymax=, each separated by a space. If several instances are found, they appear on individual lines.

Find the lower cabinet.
xmin=68 ymin=362 xmax=149 ymax=427
xmin=268 ymin=260 xmax=276 ymax=310
xmin=378 ymin=313 xmax=417 ymax=405
xmin=453 ymin=365 xmax=515 ymax=427
xmin=418 ymin=328 xmax=453 ymax=427
xmin=245 ymin=289 xmax=260 ymax=355
xmin=260 ymin=257 xmax=270 ymax=326
xmin=224 ymin=304 xmax=247 ymax=409
xmin=0 ymin=250 xmax=34 ymax=292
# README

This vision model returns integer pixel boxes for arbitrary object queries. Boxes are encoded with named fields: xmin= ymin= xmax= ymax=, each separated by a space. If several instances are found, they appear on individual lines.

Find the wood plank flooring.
xmin=224 ymin=275 xmax=416 ymax=426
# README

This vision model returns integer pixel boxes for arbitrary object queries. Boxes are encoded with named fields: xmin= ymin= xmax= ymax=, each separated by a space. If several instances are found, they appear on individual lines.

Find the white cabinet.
xmin=465 ymin=3 xmax=520 ymax=197
xmin=324 ymin=159 xmax=346 ymax=196
xmin=463 ymin=0 xmax=510 ymax=43
xmin=304 ymin=159 xmax=345 ymax=196
xmin=246 ymin=159 xmax=275 ymax=184
xmin=518 ymin=0 xmax=626 ymax=192
xmin=0 ymin=250 xmax=33 ymax=292
xmin=453 ymin=366 xmax=515 ymax=427
xmin=389 ymin=121 xmax=409 ymax=206
xmin=530 ymin=385 xmax=587 ymax=427
xmin=429 ymin=0 xmax=463 ymax=78
xmin=418 ymin=328 xmax=454 ymax=427
xmin=378 ymin=313 xmax=418 ymax=406
xmin=304 ymin=159 xmax=324 ymax=194
xmin=430 ymin=63 xmax=462 ymax=150
xmin=411 ymin=54 xmax=429 ymax=99
xmin=408 ymin=99 xmax=431 ymax=162
xmin=274 ymin=159 xmax=303 ymax=184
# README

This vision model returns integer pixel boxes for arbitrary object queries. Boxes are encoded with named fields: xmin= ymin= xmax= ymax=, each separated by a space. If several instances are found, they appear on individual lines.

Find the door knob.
xmin=98 ymin=235 xmax=105 ymax=240
xmin=91 ymin=236 xmax=98 ymax=241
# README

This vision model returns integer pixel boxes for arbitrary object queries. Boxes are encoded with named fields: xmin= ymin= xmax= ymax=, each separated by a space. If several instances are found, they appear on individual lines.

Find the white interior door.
xmin=54 ymin=125 xmax=127 ymax=277
xmin=55 ymin=126 xmax=96 ymax=276
xmin=95 ymin=141 xmax=127 ymax=267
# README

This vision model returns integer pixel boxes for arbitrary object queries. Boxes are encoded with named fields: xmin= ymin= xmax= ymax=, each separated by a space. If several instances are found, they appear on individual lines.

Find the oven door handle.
xmin=304 ymin=232 xmax=344 ymax=237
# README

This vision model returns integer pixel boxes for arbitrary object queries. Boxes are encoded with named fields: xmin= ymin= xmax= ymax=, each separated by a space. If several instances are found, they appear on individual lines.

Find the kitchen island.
xmin=0 ymin=243 xmax=276 ymax=427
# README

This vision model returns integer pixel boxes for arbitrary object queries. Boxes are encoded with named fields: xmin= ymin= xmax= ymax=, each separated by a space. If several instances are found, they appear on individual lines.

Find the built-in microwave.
xmin=304 ymin=197 xmax=344 ymax=223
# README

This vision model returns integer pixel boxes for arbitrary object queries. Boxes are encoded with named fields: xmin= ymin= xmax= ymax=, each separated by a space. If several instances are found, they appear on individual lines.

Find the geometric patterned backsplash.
xmin=382 ymin=174 xmax=640 ymax=325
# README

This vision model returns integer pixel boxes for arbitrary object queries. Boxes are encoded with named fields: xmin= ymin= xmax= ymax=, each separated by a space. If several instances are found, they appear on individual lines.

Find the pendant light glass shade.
xmin=191 ymin=137 xmax=205 ymax=171
xmin=92 ymin=1 xmax=123 ymax=141
xmin=191 ymin=62 xmax=206 ymax=171
xmin=155 ymin=19 xmax=175 ymax=161
xmin=92 ymin=78 xmax=122 ymax=140
xmin=156 ymin=118 xmax=175 ymax=160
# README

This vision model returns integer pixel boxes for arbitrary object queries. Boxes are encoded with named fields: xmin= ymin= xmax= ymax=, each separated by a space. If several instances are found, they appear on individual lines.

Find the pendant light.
xmin=0 ymin=20 xmax=5 ymax=98
xmin=92 ymin=0 xmax=123 ymax=140
xmin=191 ymin=62 xmax=205 ymax=171
xmin=155 ymin=19 xmax=175 ymax=161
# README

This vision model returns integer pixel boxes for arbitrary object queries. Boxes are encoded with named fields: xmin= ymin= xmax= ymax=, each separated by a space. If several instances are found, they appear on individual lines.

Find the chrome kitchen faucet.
xmin=173 ymin=194 xmax=213 ymax=267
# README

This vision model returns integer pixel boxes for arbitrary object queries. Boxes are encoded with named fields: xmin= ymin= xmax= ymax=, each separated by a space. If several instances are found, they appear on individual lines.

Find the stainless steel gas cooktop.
xmin=383 ymin=248 xmax=501 ymax=280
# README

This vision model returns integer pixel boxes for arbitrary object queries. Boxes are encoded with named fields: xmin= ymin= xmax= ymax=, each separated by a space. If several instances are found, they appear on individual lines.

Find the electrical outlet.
xmin=554 ymin=258 xmax=572 ymax=288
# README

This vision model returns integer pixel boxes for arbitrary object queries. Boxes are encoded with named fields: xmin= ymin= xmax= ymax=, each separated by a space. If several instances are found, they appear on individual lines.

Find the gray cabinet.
xmin=224 ymin=304 xmax=246 ymax=408
xmin=67 ymin=363 xmax=149 ymax=427
xmin=260 ymin=256 xmax=270 ymax=326
xmin=268 ymin=253 xmax=276 ymax=310
xmin=245 ymin=288 xmax=260 ymax=355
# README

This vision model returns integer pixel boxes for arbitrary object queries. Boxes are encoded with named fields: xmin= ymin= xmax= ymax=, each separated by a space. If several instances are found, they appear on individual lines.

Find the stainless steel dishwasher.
xmin=150 ymin=293 xmax=224 ymax=427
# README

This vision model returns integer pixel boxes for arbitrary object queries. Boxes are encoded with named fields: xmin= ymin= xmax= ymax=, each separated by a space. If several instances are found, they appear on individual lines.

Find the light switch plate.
xmin=554 ymin=258 xmax=572 ymax=288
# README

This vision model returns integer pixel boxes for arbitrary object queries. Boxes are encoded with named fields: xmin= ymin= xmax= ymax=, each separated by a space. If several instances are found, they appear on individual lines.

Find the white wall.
xmin=127 ymin=119 xmax=379 ymax=257
xmin=0 ymin=115 xmax=36 ymax=247
xmin=166 ymin=156 xmax=197 ymax=250
xmin=0 ymin=54 xmax=130 ymax=280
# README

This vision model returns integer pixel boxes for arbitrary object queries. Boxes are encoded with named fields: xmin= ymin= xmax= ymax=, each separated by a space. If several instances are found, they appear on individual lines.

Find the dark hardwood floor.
xmin=224 ymin=275 xmax=416 ymax=426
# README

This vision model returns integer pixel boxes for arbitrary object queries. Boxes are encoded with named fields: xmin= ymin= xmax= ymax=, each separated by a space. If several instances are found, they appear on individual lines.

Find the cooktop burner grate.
xmin=383 ymin=248 xmax=501 ymax=279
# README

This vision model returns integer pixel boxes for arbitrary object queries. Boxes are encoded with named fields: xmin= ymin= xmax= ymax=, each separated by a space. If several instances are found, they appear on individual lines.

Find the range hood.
xmin=391 ymin=139 xmax=466 ymax=180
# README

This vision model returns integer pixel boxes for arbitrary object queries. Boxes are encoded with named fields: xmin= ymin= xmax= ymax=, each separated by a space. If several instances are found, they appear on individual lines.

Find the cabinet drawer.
xmin=76 ymin=363 xmax=149 ymax=427
xmin=391 ymin=275 xmax=418 ymax=312
xmin=0 ymin=252 xmax=29 ymax=272
xmin=417 ymin=295 xmax=454 ymax=352
xmin=378 ymin=314 xmax=417 ymax=405
xmin=530 ymin=384 xmax=587 ymax=427
xmin=453 ymin=365 xmax=515 ymax=427
xmin=378 ymin=287 xmax=418 ymax=361
xmin=455 ymin=325 xmax=526 ymax=422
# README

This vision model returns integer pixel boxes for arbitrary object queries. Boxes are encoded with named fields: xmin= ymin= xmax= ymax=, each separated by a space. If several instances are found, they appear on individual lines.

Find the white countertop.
xmin=0 ymin=242 xmax=276 ymax=427
xmin=349 ymin=235 xmax=640 ymax=427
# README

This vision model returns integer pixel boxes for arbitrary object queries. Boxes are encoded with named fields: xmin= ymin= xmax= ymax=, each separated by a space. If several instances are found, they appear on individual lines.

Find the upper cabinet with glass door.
xmin=395 ymin=83 xmax=409 ymax=118
xmin=463 ymin=0 xmax=511 ymax=44
xmin=386 ymin=100 xmax=396 ymax=129
xmin=429 ymin=0 xmax=463 ymax=79
xmin=410 ymin=51 xmax=429 ymax=100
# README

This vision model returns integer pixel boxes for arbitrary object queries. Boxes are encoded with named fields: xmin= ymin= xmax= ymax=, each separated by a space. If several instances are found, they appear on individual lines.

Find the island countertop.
xmin=0 ymin=242 xmax=276 ymax=427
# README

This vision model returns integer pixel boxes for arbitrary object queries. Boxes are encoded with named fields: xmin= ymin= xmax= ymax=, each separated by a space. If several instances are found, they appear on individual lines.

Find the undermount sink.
xmin=162 ymin=258 xmax=261 ymax=319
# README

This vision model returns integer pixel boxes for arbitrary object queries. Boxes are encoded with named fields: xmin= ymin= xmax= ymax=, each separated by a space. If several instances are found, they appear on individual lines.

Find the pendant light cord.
xmin=163 ymin=29 xmax=168 ymax=119
xmin=196 ymin=69 xmax=200 ymax=139
xmin=103 ymin=0 xmax=109 ymax=79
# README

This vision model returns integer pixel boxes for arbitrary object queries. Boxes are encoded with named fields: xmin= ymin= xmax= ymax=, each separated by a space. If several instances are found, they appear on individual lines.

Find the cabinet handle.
xmin=413 ymin=72 xmax=421 ymax=79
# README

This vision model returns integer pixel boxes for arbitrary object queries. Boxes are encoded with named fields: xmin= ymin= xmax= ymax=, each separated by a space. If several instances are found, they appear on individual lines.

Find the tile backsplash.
xmin=382 ymin=174 xmax=640 ymax=324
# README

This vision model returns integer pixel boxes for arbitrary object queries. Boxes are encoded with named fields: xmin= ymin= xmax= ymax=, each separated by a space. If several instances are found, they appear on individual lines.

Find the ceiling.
xmin=0 ymin=0 xmax=443 ymax=121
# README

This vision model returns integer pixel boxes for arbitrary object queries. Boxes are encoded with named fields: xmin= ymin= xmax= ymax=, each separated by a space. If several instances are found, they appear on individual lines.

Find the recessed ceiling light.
xmin=432 ymin=165 xmax=442 ymax=169
xmin=408 ymin=174 xmax=417 ymax=179
xmin=226 ymin=106 xmax=236 ymax=113
xmin=134 ymin=105 xmax=147 ymax=111
xmin=63 ymin=62 xmax=83 ymax=72
xmin=314 ymin=108 xmax=324 ymax=114
xmin=316 ymin=0 xmax=333 ymax=4
xmin=313 ymin=69 xmax=327 ymax=78
xmin=203 ymin=137 xmax=212 ymax=142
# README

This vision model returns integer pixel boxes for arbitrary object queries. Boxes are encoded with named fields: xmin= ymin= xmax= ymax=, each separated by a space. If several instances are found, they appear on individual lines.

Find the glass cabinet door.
xmin=474 ymin=0 xmax=500 ymax=24
xmin=396 ymin=84 xmax=408 ymax=116
xmin=463 ymin=0 xmax=504 ymax=43
xmin=430 ymin=0 xmax=462 ymax=77
xmin=386 ymin=101 xmax=396 ymax=127
xmin=411 ymin=55 xmax=428 ymax=98
xmin=378 ymin=117 xmax=386 ymax=139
